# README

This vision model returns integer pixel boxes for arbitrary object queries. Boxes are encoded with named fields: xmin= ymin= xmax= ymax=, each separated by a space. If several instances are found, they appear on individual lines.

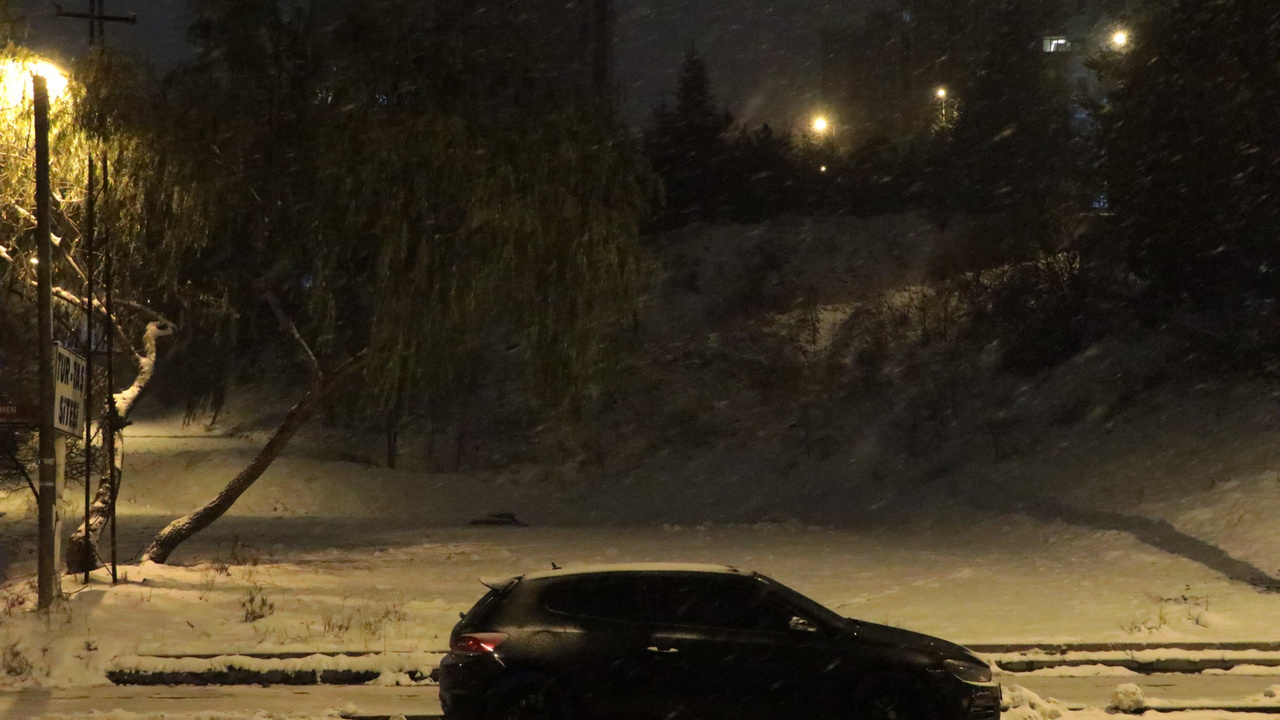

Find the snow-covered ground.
xmin=2 ymin=501 xmax=1280 ymax=687
xmin=0 ymin=399 xmax=1279 ymax=690
xmin=5 ymin=216 xmax=1280 ymax=703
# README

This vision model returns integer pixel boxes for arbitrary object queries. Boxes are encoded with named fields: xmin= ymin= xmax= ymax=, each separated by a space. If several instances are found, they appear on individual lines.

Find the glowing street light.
xmin=0 ymin=58 xmax=69 ymax=108
xmin=936 ymin=87 xmax=948 ymax=99
xmin=812 ymin=116 xmax=830 ymax=134
xmin=1111 ymin=30 xmax=1129 ymax=48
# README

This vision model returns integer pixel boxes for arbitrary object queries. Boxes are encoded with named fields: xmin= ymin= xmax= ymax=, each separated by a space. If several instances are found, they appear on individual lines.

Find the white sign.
xmin=54 ymin=343 xmax=86 ymax=437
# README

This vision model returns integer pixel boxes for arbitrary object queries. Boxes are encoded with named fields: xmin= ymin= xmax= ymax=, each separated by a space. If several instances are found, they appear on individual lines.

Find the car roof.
xmin=481 ymin=563 xmax=752 ymax=590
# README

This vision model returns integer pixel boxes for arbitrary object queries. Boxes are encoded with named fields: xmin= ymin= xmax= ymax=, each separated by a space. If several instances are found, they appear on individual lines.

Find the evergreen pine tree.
xmin=645 ymin=49 xmax=734 ymax=224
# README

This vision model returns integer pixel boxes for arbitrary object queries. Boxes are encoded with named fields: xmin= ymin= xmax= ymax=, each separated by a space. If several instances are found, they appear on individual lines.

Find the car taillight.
xmin=451 ymin=632 xmax=508 ymax=655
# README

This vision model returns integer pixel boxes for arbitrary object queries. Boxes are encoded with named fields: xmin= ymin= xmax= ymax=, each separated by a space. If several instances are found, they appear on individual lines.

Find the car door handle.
xmin=647 ymin=646 xmax=679 ymax=654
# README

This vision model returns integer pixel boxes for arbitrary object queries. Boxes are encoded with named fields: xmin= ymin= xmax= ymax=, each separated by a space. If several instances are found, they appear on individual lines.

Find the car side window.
xmin=650 ymin=575 xmax=796 ymax=632
xmin=541 ymin=576 xmax=648 ymax=623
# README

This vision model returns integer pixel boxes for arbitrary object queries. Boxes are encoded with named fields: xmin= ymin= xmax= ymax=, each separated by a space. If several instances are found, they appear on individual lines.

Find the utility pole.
xmin=34 ymin=74 xmax=57 ymax=610
xmin=54 ymin=4 xmax=136 ymax=30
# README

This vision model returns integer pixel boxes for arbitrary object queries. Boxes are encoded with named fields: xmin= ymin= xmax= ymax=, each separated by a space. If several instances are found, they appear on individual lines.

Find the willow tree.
xmin=134 ymin=0 xmax=653 ymax=563
xmin=0 ymin=47 xmax=190 ymax=573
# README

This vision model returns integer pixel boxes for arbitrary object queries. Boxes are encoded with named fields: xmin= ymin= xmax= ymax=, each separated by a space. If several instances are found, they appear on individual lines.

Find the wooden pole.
xmin=34 ymin=74 xmax=58 ymax=609
xmin=103 ymin=156 xmax=117 ymax=584
xmin=82 ymin=0 xmax=98 ymax=584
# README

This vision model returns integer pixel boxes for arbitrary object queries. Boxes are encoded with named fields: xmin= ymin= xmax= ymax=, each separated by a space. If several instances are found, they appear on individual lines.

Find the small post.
xmin=34 ymin=74 xmax=58 ymax=610
xmin=103 ymin=158 xmax=117 ymax=584
xmin=83 ymin=154 xmax=95 ymax=584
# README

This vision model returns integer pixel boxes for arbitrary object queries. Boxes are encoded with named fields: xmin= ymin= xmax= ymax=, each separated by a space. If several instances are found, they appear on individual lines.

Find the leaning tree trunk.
xmin=142 ymin=291 xmax=363 ymax=565
xmin=140 ymin=379 xmax=325 ymax=564
xmin=67 ymin=321 xmax=174 ymax=574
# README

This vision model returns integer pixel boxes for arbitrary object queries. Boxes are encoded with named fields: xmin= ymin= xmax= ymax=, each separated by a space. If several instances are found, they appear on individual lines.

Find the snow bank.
xmin=1003 ymin=664 xmax=1139 ymax=677
xmin=1003 ymin=685 xmax=1069 ymax=720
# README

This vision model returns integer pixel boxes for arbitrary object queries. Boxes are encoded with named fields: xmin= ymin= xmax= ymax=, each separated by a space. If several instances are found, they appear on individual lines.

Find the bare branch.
xmin=51 ymin=286 xmax=139 ymax=358
xmin=112 ymin=320 xmax=176 ymax=417
xmin=12 ymin=206 xmax=66 ymax=248
xmin=55 ymin=240 xmax=87 ymax=284
xmin=114 ymin=299 xmax=175 ymax=326
xmin=262 ymin=289 xmax=320 ymax=380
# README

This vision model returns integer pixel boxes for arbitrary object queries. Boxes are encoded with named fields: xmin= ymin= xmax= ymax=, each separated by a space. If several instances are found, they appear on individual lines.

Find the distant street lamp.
xmin=935 ymin=87 xmax=951 ymax=127
xmin=936 ymin=87 xmax=947 ymax=99
xmin=812 ymin=116 xmax=830 ymax=135
xmin=1111 ymin=30 xmax=1129 ymax=49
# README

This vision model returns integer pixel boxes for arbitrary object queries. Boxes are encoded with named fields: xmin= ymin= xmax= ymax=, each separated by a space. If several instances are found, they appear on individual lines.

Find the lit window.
xmin=1043 ymin=36 xmax=1071 ymax=53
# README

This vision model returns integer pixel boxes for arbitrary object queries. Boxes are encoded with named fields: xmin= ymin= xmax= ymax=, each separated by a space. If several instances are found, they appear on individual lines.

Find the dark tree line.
xmin=642 ymin=49 xmax=920 ymax=228
xmin=1102 ymin=0 xmax=1280 ymax=310
xmin=644 ymin=0 xmax=1280 ymax=365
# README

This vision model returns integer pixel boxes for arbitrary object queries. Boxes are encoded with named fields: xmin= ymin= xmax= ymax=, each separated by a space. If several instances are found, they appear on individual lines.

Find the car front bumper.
xmin=962 ymin=681 xmax=1003 ymax=720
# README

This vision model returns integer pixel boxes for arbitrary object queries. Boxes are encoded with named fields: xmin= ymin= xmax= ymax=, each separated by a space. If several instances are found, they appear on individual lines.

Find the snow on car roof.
xmin=482 ymin=562 xmax=750 ymax=588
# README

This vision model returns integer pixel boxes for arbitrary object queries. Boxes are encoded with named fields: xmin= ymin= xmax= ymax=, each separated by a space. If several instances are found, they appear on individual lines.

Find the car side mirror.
xmin=788 ymin=616 xmax=817 ymax=633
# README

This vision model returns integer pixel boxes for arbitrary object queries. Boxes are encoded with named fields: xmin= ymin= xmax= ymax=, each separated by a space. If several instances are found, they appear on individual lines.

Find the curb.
xmin=107 ymin=669 xmax=433 ymax=686
xmin=1121 ymin=709 xmax=1280 ymax=715
xmin=972 ymin=643 xmax=1280 ymax=675
xmin=969 ymin=644 xmax=1280 ymax=654
xmin=107 ymin=652 xmax=442 ymax=687
xmin=992 ymin=658 xmax=1280 ymax=674
xmin=345 ymin=712 xmax=440 ymax=717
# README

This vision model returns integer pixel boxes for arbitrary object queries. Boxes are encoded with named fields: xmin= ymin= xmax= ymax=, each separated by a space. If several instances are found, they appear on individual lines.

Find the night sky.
xmin=616 ymin=0 xmax=873 ymax=127
xmin=18 ymin=0 xmax=872 ymax=128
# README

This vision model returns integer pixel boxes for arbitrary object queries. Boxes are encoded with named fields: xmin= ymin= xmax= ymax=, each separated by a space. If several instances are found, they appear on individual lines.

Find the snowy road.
xmin=0 ymin=685 xmax=444 ymax=719
xmin=6 ymin=675 xmax=1280 ymax=719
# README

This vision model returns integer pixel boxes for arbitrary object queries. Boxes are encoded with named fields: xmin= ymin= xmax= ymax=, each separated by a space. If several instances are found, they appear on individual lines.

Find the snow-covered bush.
xmin=1111 ymin=683 xmax=1146 ymax=712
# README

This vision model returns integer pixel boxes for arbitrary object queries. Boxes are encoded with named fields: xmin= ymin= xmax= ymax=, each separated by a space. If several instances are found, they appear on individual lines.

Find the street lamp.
xmin=936 ymin=87 xmax=948 ymax=99
xmin=1111 ymin=30 xmax=1129 ymax=49
xmin=812 ymin=116 xmax=830 ymax=135
xmin=935 ymin=87 xmax=951 ymax=127
xmin=0 ymin=58 xmax=69 ymax=108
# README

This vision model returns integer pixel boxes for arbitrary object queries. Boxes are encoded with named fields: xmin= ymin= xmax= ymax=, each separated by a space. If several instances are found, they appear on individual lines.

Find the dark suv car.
xmin=436 ymin=563 xmax=1000 ymax=720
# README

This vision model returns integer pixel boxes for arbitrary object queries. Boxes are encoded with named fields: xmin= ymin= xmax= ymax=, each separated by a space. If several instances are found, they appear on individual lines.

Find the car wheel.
xmin=849 ymin=673 xmax=941 ymax=720
xmin=486 ymin=681 xmax=574 ymax=720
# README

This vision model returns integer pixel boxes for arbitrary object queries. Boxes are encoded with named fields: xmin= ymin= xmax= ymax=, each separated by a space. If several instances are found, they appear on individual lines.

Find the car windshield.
xmin=755 ymin=576 xmax=847 ymax=629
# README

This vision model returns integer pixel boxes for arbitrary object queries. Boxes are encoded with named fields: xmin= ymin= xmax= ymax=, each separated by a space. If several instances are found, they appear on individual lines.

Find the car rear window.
xmin=541 ymin=575 xmax=648 ymax=622
xmin=457 ymin=587 xmax=504 ymax=632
